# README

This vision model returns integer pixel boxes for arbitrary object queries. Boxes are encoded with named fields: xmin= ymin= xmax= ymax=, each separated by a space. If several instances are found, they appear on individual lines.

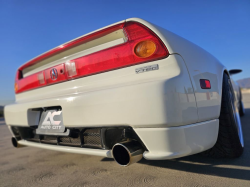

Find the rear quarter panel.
xmin=127 ymin=18 xmax=226 ymax=121
xmin=158 ymin=30 xmax=225 ymax=122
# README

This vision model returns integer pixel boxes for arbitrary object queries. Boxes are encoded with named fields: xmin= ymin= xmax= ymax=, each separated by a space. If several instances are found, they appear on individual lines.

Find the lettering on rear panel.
xmin=135 ymin=64 xmax=159 ymax=74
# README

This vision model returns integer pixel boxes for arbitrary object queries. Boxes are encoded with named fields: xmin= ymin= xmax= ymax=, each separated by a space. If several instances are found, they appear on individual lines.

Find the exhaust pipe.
xmin=11 ymin=137 xmax=25 ymax=148
xmin=112 ymin=140 xmax=144 ymax=166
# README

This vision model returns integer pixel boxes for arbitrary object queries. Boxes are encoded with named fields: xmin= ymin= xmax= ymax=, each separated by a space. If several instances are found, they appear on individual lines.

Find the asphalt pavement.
xmin=0 ymin=94 xmax=250 ymax=187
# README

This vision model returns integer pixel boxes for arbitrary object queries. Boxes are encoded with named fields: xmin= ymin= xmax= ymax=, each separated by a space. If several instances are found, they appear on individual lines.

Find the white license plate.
xmin=36 ymin=109 xmax=66 ymax=135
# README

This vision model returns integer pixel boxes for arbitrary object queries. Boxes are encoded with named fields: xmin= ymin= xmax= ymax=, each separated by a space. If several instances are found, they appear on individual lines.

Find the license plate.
xmin=36 ymin=109 xmax=66 ymax=135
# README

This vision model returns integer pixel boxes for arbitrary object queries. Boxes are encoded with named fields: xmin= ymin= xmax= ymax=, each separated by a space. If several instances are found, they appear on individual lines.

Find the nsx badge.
xmin=36 ymin=110 xmax=65 ymax=134
xmin=135 ymin=64 xmax=159 ymax=74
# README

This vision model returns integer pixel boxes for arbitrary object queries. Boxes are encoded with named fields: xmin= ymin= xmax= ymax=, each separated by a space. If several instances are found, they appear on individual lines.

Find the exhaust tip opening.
xmin=112 ymin=144 xmax=130 ymax=166
xmin=11 ymin=137 xmax=18 ymax=148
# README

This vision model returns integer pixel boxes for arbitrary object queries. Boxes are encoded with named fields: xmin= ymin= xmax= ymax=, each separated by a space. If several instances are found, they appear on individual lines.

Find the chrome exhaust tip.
xmin=11 ymin=137 xmax=25 ymax=148
xmin=112 ymin=140 xmax=144 ymax=166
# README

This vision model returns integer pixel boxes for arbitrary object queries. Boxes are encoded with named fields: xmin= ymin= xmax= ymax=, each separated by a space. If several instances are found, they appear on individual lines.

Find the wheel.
xmin=239 ymin=90 xmax=245 ymax=116
xmin=202 ymin=73 xmax=244 ymax=158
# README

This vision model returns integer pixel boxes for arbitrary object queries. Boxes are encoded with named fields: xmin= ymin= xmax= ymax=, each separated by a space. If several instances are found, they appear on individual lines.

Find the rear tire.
xmin=239 ymin=90 xmax=245 ymax=116
xmin=202 ymin=73 xmax=244 ymax=158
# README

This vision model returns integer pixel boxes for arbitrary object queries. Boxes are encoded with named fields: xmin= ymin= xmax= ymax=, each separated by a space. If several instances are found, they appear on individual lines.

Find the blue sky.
xmin=0 ymin=0 xmax=249 ymax=105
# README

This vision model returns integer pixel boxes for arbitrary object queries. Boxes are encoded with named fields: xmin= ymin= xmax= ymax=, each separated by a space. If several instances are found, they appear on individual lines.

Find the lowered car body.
xmin=5 ymin=18 xmax=244 ymax=166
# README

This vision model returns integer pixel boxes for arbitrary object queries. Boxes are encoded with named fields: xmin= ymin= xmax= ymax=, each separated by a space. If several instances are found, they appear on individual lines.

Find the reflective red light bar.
xmin=15 ymin=21 xmax=169 ymax=94
xmin=19 ymin=23 xmax=125 ymax=71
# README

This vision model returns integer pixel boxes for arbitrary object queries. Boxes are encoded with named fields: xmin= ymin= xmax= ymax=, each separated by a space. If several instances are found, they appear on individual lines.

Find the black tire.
xmin=239 ymin=89 xmax=245 ymax=116
xmin=202 ymin=73 xmax=244 ymax=158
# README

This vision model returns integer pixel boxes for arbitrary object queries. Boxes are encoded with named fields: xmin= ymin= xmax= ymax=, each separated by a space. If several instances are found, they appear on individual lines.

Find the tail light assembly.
xmin=15 ymin=21 xmax=169 ymax=94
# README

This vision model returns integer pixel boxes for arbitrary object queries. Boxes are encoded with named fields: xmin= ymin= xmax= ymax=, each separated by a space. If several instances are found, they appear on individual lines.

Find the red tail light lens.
xmin=68 ymin=22 xmax=168 ymax=79
xmin=15 ymin=21 xmax=169 ymax=94
xmin=16 ymin=71 xmax=45 ymax=93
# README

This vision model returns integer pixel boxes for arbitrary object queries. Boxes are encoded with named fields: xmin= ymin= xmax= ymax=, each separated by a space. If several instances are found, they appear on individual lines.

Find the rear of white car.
xmin=5 ymin=18 xmax=229 ymax=166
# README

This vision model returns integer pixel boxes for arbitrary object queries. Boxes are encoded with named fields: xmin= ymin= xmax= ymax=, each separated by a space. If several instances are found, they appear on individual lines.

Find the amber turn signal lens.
xmin=14 ymin=82 xmax=18 ymax=92
xmin=134 ymin=40 xmax=156 ymax=58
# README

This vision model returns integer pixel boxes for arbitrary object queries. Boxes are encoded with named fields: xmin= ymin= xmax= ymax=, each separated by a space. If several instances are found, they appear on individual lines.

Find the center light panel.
xmin=14 ymin=22 xmax=169 ymax=94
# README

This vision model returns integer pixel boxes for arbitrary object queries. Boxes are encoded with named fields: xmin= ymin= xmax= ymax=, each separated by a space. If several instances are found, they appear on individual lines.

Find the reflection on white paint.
xmin=66 ymin=97 xmax=75 ymax=102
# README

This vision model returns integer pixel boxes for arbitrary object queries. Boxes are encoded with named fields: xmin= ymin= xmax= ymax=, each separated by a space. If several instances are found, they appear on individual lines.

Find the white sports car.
xmin=5 ymin=18 xmax=245 ymax=166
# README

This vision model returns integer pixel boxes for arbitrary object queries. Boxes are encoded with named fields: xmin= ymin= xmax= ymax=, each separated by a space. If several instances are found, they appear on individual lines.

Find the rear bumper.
xmin=5 ymin=54 xmax=217 ymax=160
xmin=135 ymin=119 xmax=219 ymax=160
xmin=13 ymin=119 xmax=218 ymax=160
